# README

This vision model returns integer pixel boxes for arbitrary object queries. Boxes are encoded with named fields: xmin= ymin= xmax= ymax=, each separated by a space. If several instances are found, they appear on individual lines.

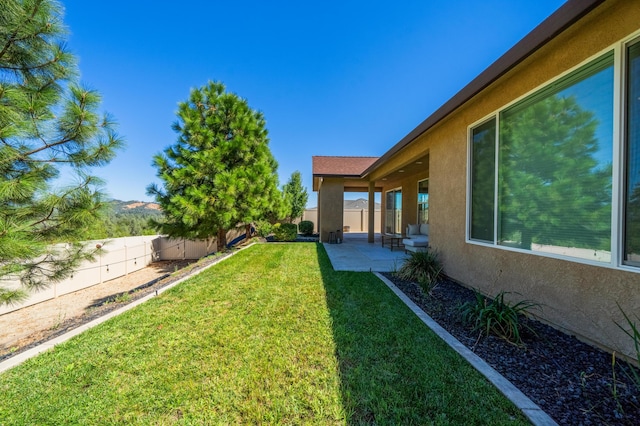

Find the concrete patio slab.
xmin=322 ymin=232 xmax=407 ymax=272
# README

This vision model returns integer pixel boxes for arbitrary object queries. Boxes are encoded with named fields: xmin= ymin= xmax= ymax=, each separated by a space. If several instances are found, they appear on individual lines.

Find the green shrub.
xmin=255 ymin=220 xmax=273 ymax=238
xmin=298 ymin=220 xmax=314 ymax=236
xmin=459 ymin=291 xmax=539 ymax=346
xmin=615 ymin=303 xmax=640 ymax=389
xmin=396 ymin=249 xmax=443 ymax=295
xmin=273 ymin=223 xmax=298 ymax=241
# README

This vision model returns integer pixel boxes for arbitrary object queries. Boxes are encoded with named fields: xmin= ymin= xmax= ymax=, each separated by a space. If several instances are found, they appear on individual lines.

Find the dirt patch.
xmin=0 ymin=259 xmax=204 ymax=360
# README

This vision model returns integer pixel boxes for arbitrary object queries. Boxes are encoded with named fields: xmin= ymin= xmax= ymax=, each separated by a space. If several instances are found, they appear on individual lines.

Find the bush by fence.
xmin=273 ymin=223 xmax=298 ymax=241
xmin=298 ymin=220 xmax=314 ymax=236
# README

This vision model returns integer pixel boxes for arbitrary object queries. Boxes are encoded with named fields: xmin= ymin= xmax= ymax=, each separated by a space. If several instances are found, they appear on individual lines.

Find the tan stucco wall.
xmin=343 ymin=209 xmax=381 ymax=233
xmin=318 ymin=177 xmax=345 ymax=242
xmin=301 ymin=209 xmax=318 ymax=232
xmin=378 ymin=0 xmax=640 ymax=358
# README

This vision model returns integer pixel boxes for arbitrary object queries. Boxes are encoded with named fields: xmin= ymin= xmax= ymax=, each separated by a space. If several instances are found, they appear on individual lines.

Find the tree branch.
xmin=0 ymin=0 xmax=45 ymax=61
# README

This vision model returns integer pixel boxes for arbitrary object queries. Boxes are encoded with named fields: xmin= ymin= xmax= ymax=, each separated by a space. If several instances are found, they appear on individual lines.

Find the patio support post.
xmin=368 ymin=181 xmax=375 ymax=243
xmin=318 ymin=177 xmax=344 ymax=242
xmin=317 ymin=180 xmax=322 ymax=239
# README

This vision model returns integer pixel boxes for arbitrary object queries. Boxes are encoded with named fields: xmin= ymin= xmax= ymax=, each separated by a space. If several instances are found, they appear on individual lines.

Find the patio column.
xmin=318 ymin=177 xmax=344 ymax=242
xmin=316 ymin=185 xmax=322 ymax=236
xmin=368 ymin=181 xmax=375 ymax=243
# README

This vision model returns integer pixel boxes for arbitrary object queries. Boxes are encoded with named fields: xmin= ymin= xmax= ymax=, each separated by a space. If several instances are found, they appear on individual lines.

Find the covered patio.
xmin=312 ymin=154 xmax=430 ymax=245
xmin=322 ymin=232 xmax=408 ymax=272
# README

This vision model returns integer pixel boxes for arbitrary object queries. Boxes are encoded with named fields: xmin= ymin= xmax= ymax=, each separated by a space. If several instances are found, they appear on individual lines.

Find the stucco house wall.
xmin=379 ymin=0 xmax=640 ymax=358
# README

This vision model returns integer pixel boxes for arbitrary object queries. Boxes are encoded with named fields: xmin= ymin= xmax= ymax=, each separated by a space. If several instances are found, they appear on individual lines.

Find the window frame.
xmin=622 ymin=35 xmax=640 ymax=267
xmin=384 ymin=187 xmax=402 ymax=235
xmin=467 ymin=117 xmax=497 ymax=243
xmin=466 ymin=34 xmax=640 ymax=273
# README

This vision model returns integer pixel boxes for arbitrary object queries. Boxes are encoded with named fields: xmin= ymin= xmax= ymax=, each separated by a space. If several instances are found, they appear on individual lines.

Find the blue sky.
xmin=61 ymin=0 xmax=566 ymax=207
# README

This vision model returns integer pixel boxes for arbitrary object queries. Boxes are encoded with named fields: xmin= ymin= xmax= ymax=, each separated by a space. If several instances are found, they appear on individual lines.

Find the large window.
xmin=385 ymin=189 xmax=402 ymax=234
xmin=469 ymin=51 xmax=617 ymax=264
xmin=418 ymin=179 xmax=429 ymax=224
xmin=470 ymin=119 xmax=496 ymax=242
xmin=625 ymin=42 xmax=640 ymax=266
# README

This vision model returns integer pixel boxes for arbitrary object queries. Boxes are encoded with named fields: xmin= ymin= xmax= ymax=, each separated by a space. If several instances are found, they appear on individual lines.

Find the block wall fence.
xmin=0 ymin=230 xmax=242 ymax=316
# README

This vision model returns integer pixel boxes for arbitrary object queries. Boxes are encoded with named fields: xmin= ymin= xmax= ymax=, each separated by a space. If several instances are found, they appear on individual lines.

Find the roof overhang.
xmin=312 ymin=156 xmax=379 ymax=191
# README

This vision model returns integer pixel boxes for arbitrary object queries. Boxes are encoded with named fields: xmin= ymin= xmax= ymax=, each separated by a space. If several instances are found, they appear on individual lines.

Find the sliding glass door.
xmin=385 ymin=189 xmax=402 ymax=234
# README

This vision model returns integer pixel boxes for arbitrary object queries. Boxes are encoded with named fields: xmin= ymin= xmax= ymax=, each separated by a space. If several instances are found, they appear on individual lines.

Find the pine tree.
xmin=0 ymin=0 xmax=124 ymax=305
xmin=283 ymin=170 xmax=308 ymax=223
xmin=147 ymin=81 xmax=282 ymax=248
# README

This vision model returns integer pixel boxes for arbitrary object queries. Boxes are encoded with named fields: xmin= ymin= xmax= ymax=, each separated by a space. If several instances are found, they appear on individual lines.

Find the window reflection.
xmin=625 ymin=42 xmax=640 ymax=265
xmin=418 ymin=179 xmax=429 ymax=225
xmin=498 ymin=52 xmax=614 ymax=262
xmin=470 ymin=119 xmax=496 ymax=242
xmin=385 ymin=189 xmax=402 ymax=234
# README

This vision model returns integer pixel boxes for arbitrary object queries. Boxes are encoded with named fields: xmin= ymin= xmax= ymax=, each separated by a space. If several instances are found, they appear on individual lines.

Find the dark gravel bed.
xmin=382 ymin=273 xmax=640 ymax=425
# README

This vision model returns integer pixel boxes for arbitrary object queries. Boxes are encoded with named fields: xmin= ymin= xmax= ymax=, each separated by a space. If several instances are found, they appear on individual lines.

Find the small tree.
xmin=148 ymin=81 xmax=281 ymax=248
xmin=0 ymin=0 xmax=124 ymax=305
xmin=283 ymin=171 xmax=308 ymax=223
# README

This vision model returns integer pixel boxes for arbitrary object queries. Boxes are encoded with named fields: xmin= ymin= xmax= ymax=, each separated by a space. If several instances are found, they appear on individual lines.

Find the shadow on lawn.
xmin=314 ymin=243 xmax=527 ymax=425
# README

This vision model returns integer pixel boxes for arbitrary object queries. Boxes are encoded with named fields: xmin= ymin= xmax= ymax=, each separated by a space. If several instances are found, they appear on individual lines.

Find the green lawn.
xmin=0 ymin=243 xmax=528 ymax=425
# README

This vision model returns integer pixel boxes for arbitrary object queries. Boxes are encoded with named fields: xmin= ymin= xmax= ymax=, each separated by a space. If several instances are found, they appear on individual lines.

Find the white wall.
xmin=0 ymin=230 xmax=243 ymax=316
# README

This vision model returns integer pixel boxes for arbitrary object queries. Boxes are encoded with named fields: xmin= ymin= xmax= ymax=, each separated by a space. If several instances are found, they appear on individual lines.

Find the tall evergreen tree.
xmin=283 ymin=170 xmax=308 ymax=223
xmin=147 ymin=81 xmax=281 ymax=248
xmin=0 ymin=0 xmax=124 ymax=305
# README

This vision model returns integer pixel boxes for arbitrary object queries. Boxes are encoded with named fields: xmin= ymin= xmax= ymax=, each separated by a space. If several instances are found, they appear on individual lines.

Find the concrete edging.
xmin=0 ymin=243 xmax=255 ymax=374
xmin=374 ymin=272 xmax=558 ymax=426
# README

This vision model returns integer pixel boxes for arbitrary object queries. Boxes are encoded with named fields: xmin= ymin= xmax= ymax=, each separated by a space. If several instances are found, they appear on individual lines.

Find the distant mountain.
xmin=345 ymin=198 xmax=380 ymax=210
xmin=110 ymin=198 xmax=380 ymax=214
xmin=109 ymin=200 xmax=163 ymax=215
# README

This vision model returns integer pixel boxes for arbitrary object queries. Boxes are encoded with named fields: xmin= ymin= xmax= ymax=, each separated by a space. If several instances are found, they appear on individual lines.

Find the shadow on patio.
xmin=322 ymin=232 xmax=407 ymax=272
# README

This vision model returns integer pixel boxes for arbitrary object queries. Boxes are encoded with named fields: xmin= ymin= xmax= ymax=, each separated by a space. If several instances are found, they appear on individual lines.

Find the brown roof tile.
xmin=312 ymin=156 xmax=379 ymax=177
